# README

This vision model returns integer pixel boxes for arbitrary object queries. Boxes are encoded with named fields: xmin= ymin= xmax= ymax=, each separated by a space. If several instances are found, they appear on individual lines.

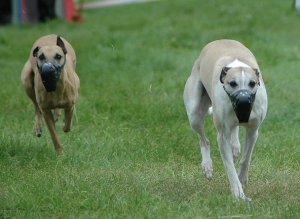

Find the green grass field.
xmin=1 ymin=0 xmax=300 ymax=218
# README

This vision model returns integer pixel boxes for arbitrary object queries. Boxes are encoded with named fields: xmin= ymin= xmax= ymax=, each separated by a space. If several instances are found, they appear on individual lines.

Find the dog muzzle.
xmin=224 ymin=88 xmax=256 ymax=123
xmin=37 ymin=58 xmax=66 ymax=92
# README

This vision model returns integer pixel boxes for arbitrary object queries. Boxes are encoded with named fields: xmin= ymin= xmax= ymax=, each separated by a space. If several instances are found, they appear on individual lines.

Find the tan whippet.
xmin=21 ymin=34 xmax=80 ymax=155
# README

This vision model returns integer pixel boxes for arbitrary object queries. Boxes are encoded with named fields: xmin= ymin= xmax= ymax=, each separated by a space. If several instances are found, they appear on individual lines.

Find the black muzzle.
xmin=224 ymin=88 xmax=256 ymax=123
xmin=37 ymin=58 xmax=66 ymax=92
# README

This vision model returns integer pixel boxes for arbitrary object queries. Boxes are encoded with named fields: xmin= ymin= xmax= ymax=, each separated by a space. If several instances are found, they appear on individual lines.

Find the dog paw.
xmin=232 ymin=187 xmax=251 ymax=201
xmin=244 ymin=197 xmax=252 ymax=201
xmin=56 ymin=149 xmax=65 ymax=156
xmin=234 ymin=193 xmax=251 ymax=201
xmin=62 ymin=120 xmax=71 ymax=132
xmin=237 ymin=193 xmax=251 ymax=201
xmin=201 ymin=160 xmax=213 ymax=180
xmin=63 ymin=125 xmax=71 ymax=132
xmin=238 ymin=174 xmax=248 ymax=188
xmin=33 ymin=125 xmax=42 ymax=137
xmin=232 ymin=146 xmax=240 ymax=162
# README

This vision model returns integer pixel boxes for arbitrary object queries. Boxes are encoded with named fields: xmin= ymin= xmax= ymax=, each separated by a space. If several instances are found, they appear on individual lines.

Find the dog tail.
xmin=207 ymin=107 xmax=213 ymax=115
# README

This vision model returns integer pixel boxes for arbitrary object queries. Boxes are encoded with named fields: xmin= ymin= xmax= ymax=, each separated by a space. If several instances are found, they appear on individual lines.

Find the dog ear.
xmin=57 ymin=35 xmax=68 ymax=55
xmin=220 ymin=67 xmax=230 ymax=84
xmin=33 ymin=46 xmax=40 ymax=57
xmin=253 ymin=68 xmax=260 ymax=86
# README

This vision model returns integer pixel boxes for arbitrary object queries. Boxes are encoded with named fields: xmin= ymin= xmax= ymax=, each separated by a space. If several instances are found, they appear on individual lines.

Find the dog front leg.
xmin=21 ymin=63 xmax=43 ymax=137
xmin=63 ymin=106 xmax=75 ymax=132
xmin=238 ymin=128 xmax=258 ymax=188
xmin=42 ymin=109 xmax=64 ymax=155
xmin=217 ymin=131 xmax=249 ymax=200
xmin=33 ymin=103 xmax=43 ymax=137
xmin=231 ymin=126 xmax=241 ymax=163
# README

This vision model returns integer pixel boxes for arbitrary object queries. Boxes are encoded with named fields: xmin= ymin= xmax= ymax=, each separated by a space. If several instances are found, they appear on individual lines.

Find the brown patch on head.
xmin=222 ymin=67 xmax=243 ymax=84
xmin=243 ymin=68 xmax=260 ymax=86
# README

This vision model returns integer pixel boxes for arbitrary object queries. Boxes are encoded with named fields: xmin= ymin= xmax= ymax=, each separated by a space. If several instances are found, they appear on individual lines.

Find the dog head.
xmin=220 ymin=67 xmax=260 ymax=123
xmin=33 ymin=36 xmax=68 ymax=92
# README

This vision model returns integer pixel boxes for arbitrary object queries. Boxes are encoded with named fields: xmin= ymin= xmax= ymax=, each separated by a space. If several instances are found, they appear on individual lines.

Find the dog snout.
xmin=41 ymin=63 xmax=56 ymax=74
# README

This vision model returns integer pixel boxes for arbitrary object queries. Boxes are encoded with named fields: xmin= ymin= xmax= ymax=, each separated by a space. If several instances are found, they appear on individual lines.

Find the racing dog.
xmin=21 ymin=34 xmax=80 ymax=155
xmin=183 ymin=39 xmax=267 ymax=200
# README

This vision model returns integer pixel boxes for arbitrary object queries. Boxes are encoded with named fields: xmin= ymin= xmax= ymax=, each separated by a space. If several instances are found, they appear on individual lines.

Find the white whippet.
xmin=183 ymin=39 xmax=267 ymax=200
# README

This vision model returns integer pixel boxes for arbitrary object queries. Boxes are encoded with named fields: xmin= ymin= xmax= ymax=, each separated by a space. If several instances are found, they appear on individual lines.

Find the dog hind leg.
xmin=53 ymin=109 xmax=62 ymax=122
xmin=184 ymin=76 xmax=213 ymax=180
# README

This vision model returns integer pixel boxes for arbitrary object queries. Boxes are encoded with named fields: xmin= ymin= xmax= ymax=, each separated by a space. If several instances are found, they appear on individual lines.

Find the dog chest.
xmin=37 ymin=93 xmax=76 ymax=110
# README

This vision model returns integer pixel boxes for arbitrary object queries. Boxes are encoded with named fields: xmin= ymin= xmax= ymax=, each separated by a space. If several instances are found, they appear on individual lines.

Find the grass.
xmin=1 ymin=0 xmax=300 ymax=218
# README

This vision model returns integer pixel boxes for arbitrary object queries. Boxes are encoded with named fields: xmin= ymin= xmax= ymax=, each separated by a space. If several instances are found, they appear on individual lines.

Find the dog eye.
xmin=38 ymin=54 xmax=45 ymax=60
xmin=249 ymin=81 xmax=256 ymax=88
xmin=55 ymin=54 xmax=62 ymax=60
xmin=229 ymin=81 xmax=238 ymax=87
